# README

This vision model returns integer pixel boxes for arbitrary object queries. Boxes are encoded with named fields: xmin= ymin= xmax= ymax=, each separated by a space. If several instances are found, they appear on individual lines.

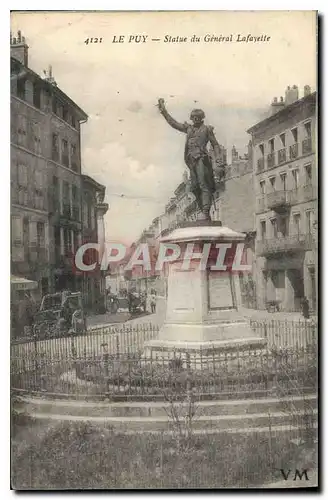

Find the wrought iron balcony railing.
xmin=266 ymin=190 xmax=291 ymax=211
xmin=289 ymin=143 xmax=299 ymax=160
xmin=257 ymin=234 xmax=313 ymax=256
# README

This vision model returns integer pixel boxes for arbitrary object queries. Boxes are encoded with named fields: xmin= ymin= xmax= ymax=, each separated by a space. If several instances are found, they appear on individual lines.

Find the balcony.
xmin=257 ymin=234 xmax=313 ymax=256
xmin=302 ymin=137 xmax=312 ymax=155
xmin=267 ymin=152 xmax=275 ymax=168
xmin=278 ymin=148 xmax=287 ymax=165
xmin=289 ymin=143 xmax=299 ymax=160
xmin=266 ymin=190 xmax=291 ymax=211
xmin=257 ymin=157 xmax=264 ymax=172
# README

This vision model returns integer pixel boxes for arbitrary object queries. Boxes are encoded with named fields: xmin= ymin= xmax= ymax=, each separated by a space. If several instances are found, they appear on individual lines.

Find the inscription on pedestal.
xmin=169 ymin=270 xmax=196 ymax=311
xmin=208 ymin=272 xmax=235 ymax=310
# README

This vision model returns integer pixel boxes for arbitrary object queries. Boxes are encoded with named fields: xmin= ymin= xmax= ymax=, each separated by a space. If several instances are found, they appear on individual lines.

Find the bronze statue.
xmin=158 ymin=98 xmax=225 ymax=221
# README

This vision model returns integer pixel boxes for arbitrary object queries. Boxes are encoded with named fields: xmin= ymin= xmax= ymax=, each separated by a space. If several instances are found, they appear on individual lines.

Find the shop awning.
xmin=10 ymin=275 xmax=38 ymax=291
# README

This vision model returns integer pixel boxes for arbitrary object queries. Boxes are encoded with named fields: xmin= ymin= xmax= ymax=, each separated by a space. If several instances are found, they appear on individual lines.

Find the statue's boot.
xmin=201 ymin=190 xmax=212 ymax=222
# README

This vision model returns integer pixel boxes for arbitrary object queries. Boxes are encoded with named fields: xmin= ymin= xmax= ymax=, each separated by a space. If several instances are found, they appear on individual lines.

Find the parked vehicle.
xmin=33 ymin=291 xmax=86 ymax=339
xmin=128 ymin=291 xmax=147 ymax=314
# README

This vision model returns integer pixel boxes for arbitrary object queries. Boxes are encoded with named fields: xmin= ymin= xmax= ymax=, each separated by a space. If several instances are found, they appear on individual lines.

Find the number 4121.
xmin=84 ymin=38 xmax=103 ymax=45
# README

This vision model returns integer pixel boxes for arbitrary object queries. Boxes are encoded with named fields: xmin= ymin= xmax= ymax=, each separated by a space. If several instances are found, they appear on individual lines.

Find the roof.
xmin=81 ymin=174 xmax=106 ymax=192
xmin=11 ymin=56 xmax=88 ymax=120
xmin=247 ymin=91 xmax=317 ymax=135
xmin=11 ymin=275 xmax=38 ymax=290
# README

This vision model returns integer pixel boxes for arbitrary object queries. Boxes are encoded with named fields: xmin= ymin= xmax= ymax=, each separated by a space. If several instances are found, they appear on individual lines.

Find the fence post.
xmin=33 ymin=336 xmax=39 ymax=390
xmin=116 ymin=334 xmax=120 ymax=360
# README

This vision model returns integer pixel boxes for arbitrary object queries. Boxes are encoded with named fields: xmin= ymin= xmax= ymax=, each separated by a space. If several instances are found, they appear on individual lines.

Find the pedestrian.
xmin=150 ymin=290 xmax=156 ymax=314
xmin=301 ymin=296 xmax=310 ymax=320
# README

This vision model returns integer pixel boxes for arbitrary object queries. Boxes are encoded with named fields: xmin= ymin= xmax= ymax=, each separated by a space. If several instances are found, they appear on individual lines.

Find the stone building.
xmin=247 ymin=85 xmax=317 ymax=312
xmin=80 ymin=175 xmax=108 ymax=311
xmin=11 ymin=31 xmax=108 ymax=309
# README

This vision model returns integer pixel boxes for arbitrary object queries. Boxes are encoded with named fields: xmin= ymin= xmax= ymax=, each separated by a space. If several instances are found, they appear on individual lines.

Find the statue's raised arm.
xmin=157 ymin=98 xmax=188 ymax=133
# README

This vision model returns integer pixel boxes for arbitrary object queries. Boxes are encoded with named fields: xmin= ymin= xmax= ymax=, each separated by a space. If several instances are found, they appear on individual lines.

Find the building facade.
xmin=247 ymin=86 xmax=317 ymax=312
xmin=11 ymin=31 xmax=108 ymax=309
xmin=80 ymin=175 xmax=108 ymax=311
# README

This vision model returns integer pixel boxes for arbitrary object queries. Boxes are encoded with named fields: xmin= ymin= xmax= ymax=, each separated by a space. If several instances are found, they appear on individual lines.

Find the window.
xmin=72 ymin=185 xmax=80 ymax=220
xmin=17 ymin=114 xmax=27 ymax=147
xmin=33 ymin=83 xmax=41 ymax=109
xmin=304 ymin=121 xmax=312 ymax=138
xmin=268 ymin=138 xmax=274 ymax=153
xmin=293 ymin=213 xmax=301 ymax=236
xmin=17 ymin=164 xmax=28 ymax=187
xmin=83 ymin=195 xmax=88 ymax=226
xmin=280 ymin=133 xmax=286 ymax=147
xmin=73 ymin=231 xmax=79 ymax=253
xmin=269 ymin=176 xmax=276 ymax=191
xmin=279 ymin=216 xmax=289 ymax=237
xmin=291 ymin=128 xmax=298 ymax=143
xmin=63 ymin=228 xmax=72 ymax=256
xmin=35 ymin=170 xmax=43 ymax=190
xmin=31 ymin=122 xmax=41 ymax=154
xmin=292 ymin=169 xmax=299 ymax=190
xmin=57 ymin=105 xmax=63 ymax=119
xmin=54 ymin=226 xmax=61 ymax=260
xmin=305 ymin=211 xmax=313 ymax=235
xmin=62 ymin=139 xmax=69 ymax=167
xmin=11 ymin=216 xmax=23 ymax=245
xmin=52 ymin=176 xmax=60 ymax=211
xmin=259 ymin=180 xmax=265 ymax=195
xmin=52 ymin=98 xmax=58 ymax=114
xmin=305 ymin=164 xmax=312 ymax=185
xmin=17 ymin=78 xmax=26 ymax=100
xmin=270 ymin=218 xmax=278 ymax=238
xmin=36 ymin=222 xmax=45 ymax=247
xmin=280 ymin=173 xmax=287 ymax=191
xmin=63 ymin=181 xmax=71 ymax=217
xmin=260 ymin=220 xmax=266 ymax=241
xmin=70 ymin=143 xmax=78 ymax=172
xmin=63 ymin=106 xmax=69 ymax=122
xmin=52 ymin=133 xmax=59 ymax=162
xmin=34 ymin=189 xmax=44 ymax=210
xmin=259 ymin=144 xmax=264 ymax=156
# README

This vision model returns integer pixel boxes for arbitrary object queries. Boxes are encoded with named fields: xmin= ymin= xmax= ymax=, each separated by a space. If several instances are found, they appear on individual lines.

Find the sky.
xmin=11 ymin=11 xmax=317 ymax=244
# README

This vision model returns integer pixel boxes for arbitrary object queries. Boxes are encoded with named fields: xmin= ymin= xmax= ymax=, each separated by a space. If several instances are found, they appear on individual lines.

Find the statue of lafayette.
xmin=158 ymin=98 xmax=225 ymax=221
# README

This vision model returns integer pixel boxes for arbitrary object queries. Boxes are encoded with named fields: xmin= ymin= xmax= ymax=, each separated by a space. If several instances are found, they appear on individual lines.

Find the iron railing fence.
xmin=11 ymin=334 xmax=317 ymax=400
xmin=12 ymin=319 xmax=317 ymax=356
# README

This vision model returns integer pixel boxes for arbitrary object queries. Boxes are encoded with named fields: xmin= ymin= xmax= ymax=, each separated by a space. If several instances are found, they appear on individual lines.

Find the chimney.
xmin=10 ymin=30 xmax=29 ymax=67
xmin=270 ymin=96 xmax=285 ymax=115
xmin=304 ymin=85 xmax=311 ymax=97
xmin=285 ymin=85 xmax=299 ymax=106
xmin=44 ymin=64 xmax=57 ymax=86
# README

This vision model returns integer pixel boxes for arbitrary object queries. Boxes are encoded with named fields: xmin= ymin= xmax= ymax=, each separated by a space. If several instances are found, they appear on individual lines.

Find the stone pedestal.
xmin=144 ymin=222 xmax=266 ymax=361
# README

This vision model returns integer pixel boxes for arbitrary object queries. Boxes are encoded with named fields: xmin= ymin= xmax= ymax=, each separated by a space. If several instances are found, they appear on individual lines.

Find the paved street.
xmin=86 ymin=296 xmax=309 ymax=331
